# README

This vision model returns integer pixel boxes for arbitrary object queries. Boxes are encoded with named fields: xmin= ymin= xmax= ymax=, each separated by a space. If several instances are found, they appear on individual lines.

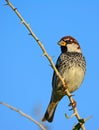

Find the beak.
xmin=58 ymin=40 xmax=66 ymax=46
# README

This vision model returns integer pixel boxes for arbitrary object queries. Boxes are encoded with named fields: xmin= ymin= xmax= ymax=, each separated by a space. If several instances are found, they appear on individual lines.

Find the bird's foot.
xmin=68 ymin=100 xmax=76 ymax=110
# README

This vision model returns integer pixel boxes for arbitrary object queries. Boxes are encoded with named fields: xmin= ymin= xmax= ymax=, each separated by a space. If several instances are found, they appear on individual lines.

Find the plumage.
xmin=42 ymin=36 xmax=86 ymax=122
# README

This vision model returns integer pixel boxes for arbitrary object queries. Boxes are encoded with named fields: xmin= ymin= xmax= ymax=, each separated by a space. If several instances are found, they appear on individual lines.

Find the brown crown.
xmin=61 ymin=36 xmax=79 ymax=44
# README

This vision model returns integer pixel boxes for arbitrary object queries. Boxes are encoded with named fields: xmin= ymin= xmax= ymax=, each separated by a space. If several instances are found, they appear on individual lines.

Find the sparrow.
xmin=42 ymin=36 xmax=86 ymax=122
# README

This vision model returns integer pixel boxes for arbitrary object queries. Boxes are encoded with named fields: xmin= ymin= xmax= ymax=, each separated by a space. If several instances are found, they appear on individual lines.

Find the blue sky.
xmin=0 ymin=0 xmax=99 ymax=130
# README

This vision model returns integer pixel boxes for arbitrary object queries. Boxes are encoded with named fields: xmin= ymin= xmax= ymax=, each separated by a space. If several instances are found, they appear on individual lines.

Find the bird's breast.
xmin=63 ymin=66 xmax=85 ymax=92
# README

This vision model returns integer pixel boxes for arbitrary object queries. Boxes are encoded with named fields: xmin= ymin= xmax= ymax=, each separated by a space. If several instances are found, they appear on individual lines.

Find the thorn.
xmin=68 ymin=94 xmax=75 ymax=98
xmin=35 ymin=38 xmax=39 ymax=42
xmin=28 ymin=33 xmax=32 ymax=35
xmin=5 ymin=0 xmax=9 ymax=3
xmin=21 ymin=20 xmax=24 ymax=24
xmin=4 ymin=3 xmax=8 ymax=6
xmin=27 ymin=24 xmax=30 ymax=27
xmin=42 ymin=53 xmax=46 ymax=57
xmin=49 ymin=64 xmax=53 ymax=68
xmin=70 ymin=112 xmax=76 ymax=118
xmin=65 ymin=112 xmax=76 ymax=119
xmin=14 ymin=8 xmax=17 ymax=11
xmin=84 ymin=116 xmax=92 ymax=122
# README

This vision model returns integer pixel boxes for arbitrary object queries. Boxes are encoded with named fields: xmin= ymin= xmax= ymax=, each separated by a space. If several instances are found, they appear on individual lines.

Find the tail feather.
xmin=42 ymin=102 xmax=58 ymax=122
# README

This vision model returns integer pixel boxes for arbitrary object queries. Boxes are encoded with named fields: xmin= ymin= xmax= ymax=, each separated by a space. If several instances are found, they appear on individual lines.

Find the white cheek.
xmin=67 ymin=43 xmax=81 ymax=53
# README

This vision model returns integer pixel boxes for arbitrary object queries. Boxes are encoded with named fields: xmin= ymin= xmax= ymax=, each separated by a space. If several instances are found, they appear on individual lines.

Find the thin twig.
xmin=5 ymin=0 xmax=85 ymax=129
xmin=0 ymin=102 xmax=46 ymax=130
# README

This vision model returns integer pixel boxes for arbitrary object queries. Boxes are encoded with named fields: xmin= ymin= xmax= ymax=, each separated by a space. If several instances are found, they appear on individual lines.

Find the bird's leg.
xmin=64 ymin=83 xmax=77 ymax=110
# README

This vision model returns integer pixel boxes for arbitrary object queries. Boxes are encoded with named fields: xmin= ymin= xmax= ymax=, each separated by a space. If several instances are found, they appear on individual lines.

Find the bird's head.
xmin=58 ymin=36 xmax=81 ymax=53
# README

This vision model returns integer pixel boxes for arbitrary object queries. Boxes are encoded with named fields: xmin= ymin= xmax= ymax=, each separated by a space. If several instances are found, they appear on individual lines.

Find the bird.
xmin=42 ymin=36 xmax=86 ymax=122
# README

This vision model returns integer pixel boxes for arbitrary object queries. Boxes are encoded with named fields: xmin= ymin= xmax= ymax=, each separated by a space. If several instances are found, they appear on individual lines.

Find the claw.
xmin=68 ymin=100 xmax=76 ymax=110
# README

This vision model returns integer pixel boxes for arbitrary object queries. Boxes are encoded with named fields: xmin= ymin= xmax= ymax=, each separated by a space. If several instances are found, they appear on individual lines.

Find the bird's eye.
xmin=66 ymin=40 xmax=71 ymax=44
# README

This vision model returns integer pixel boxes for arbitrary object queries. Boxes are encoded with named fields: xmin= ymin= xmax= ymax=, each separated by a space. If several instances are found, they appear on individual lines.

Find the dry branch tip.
xmin=0 ymin=101 xmax=46 ymax=130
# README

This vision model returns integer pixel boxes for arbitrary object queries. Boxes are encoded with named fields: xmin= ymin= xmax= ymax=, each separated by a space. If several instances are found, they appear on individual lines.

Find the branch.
xmin=5 ymin=0 xmax=86 ymax=129
xmin=0 ymin=102 xmax=46 ymax=130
